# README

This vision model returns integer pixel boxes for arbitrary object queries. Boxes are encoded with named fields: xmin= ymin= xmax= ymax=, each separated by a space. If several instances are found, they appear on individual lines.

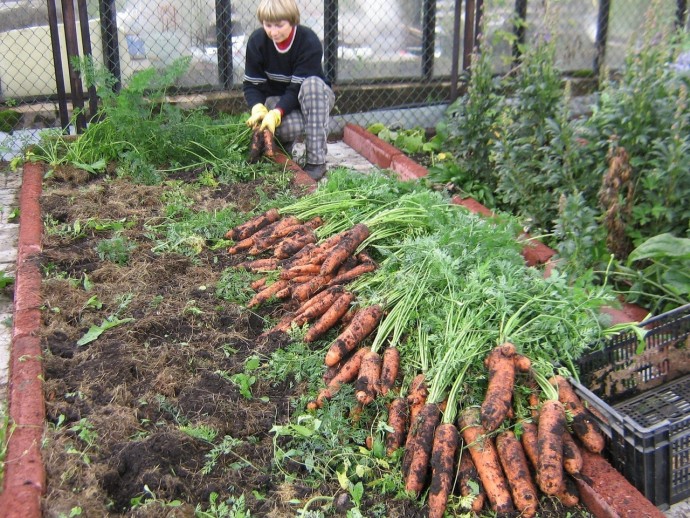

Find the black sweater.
xmin=243 ymin=25 xmax=329 ymax=115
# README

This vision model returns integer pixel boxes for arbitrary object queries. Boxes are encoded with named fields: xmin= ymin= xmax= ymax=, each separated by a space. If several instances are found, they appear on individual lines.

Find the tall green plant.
xmin=427 ymin=35 xmax=504 ymax=206
xmin=584 ymin=6 xmax=690 ymax=245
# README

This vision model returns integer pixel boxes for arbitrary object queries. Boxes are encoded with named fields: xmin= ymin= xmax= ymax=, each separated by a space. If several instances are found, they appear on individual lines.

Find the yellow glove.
xmin=245 ymin=103 xmax=268 ymax=128
xmin=260 ymin=109 xmax=282 ymax=134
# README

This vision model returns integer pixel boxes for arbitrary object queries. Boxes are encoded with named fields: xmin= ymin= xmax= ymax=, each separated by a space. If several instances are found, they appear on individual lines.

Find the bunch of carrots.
xmin=223 ymin=179 xmax=614 ymax=518
xmin=379 ymin=346 xmax=607 ymax=518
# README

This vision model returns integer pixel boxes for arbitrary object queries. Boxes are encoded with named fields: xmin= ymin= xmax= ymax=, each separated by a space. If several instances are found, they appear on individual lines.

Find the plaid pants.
xmin=266 ymin=77 xmax=335 ymax=165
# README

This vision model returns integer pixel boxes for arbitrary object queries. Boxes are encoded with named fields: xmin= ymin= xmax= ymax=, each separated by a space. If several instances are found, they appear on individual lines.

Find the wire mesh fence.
xmin=0 ymin=0 xmax=688 ymax=134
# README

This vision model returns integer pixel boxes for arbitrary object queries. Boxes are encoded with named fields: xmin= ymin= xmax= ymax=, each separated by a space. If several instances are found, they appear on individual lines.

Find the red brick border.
xmin=1 ymin=162 xmax=45 ymax=518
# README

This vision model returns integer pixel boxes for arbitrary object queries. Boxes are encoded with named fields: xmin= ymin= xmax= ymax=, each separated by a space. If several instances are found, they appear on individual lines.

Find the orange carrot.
xmin=227 ymin=207 xmax=280 ymax=241
xmin=407 ymin=373 xmax=429 ymax=425
xmin=227 ymin=234 xmax=257 ymax=255
xmin=307 ymin=347 xmax=369 ymax=410
xmin=247 ymin=279 xmax=289 ymax=308
xmin=458 ymin=408 xmax=514 ymax=515
xmin=536 ymin=399 xmax=566 ymax=495
xmin=405 ymin=402 xmax=441 ymax=495
xmin=354 ymin=349 xmax=382 ymax=405
xmin=324 ymin=304 xmax=383 ymax=367
xmin=514 ymin=353 xmax=532 ymax=373
xmin=562 ymin=431 xmax=584 ymax=476
xmin=519 ymin=420 xmax=539 ymax=470
xmin=386 ymin=397 xmax=409 ymax=455
xmin=456 ymin=450 xmax=486 ymax=514
xmin=274 ymin=285 xmax=292 ymax=300
xmin=327 ymin=261 xmax=377 ymax=287
xmin=379 ymin=347 xmax=400 ymax=396
xmin=291 ymin=274 xmax=333 ymax=304
xmin=304 ymin=291 xmax=355 ymax=342
xmin=496 ymin=430 xmax=539 ymax=518
xmin=280 ymin=263 xmax=322 ymax=280
xmin=480 ymin=342 xmax=517 ymax=432
xmin=294 ymin=285 xmax=344 ymax=320
xmin=555 ymin=475 xmax=580 ymax=507
xmin=550 ymin=375 xmax=605 ymax=454
xmin=428 ymin=423 xmax=459 ymax=518
xmin=280 ymin=243 xmax=316 ymax=268
xmin=250 ymin=277 xmax=267 ymax=291
xmin=274 ymin=230 xmax=317 ymax=259
xmin=319 ymin=223 xmax=370 ymax=276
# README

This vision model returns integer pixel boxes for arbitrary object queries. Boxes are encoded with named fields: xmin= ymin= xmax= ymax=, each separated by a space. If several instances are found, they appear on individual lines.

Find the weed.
xmin=179 ymin=423 xmax=218 ymax=443
xmin=96 ymin=234 xmax=136 ymax=265
xmin=195 ymin=492 xmax=251 ymax=518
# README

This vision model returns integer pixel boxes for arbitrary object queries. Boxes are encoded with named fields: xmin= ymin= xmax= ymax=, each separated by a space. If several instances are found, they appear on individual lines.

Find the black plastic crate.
xmin=572 ymin=303 xmax=690 ymax=509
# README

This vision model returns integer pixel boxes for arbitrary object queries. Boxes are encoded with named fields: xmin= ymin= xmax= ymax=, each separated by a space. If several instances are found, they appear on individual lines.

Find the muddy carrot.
xmin=427 ymin=422 xmax=459 ymax=518
xmin=354 ymin=349 xmax=382 ymax=405
xmin=291 ymin=274 xmax=333 ymax=304
xmin=327 ymin=261 xmax=377 ymax=286
xmin=520 ymin=420 xmax=539 ymax=469
xmin=227 ymin=207 xmax=280 ymax=241
xmin=555 ymin=475 xmax=580 ymax=507
xmin=456 ymin=450 xmax=486 ymax=514
xmin=480 ymin=342 xmax=517 ymax=432
xmin=536 ymin=399 xmax=566 ymax=495
xmin=379 ymin=346 xmax=400 ymax=396
xmin=227 ymin=234 xmax=256 ymax=255
xmin=514 ymin=353 xmax=532 ymax=373
xmin=405 ymin=402 xmax=441 ymax=495
xmin=407 ymin=373 xmax=429 ymax=425
xmin=307 ymin=347 xmax=369 ymax=410
xmin=274 ymin=285 xmax=292 ymax=300
xmin=274 ymin=230 xmax=317 ymax=259
xmin=248 ymin=128 xmax=264 ymax=163
xmin=386 ymin=397 xmax=409 ymax=455
xmin=294 ymin=285 xmax=344 ymax=321
xmin=250 ymin=277 xmax=267 ymax=291
xmin=324 ymin=304 xmax=383 ymax=367
xmin=280 ymin=243 xmax=316 ymax=268
xmin=496 ymin=430 xmax=539 ymax=518
xmin=304 ymin=291 xmax=355 ymax=342
xmin=550 ymin=375 xmax=605 ymax=454
xmin=262 ymin=129 xmax=275 ymax=158
xmin=458 ymin=407 xmax=514 ymax=514
xmin=280 ymin=263 xmax=322 ymax=280
xmin=320 ymin=223 xmax=370 ymax=276
xmin=247 ymin=279 xmax=289 ymax=308
xmin=562 ymin=431 xmax=583 ymax=476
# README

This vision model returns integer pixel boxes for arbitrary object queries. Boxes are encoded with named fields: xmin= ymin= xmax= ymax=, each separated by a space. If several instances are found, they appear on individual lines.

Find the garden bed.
xmin=1 ymin=146 xmax=666 ymax=518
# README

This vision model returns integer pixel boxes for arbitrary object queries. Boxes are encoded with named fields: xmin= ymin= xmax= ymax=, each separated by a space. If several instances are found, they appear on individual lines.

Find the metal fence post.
xmin=450 ymin=0 xmax=464 ymax=102
xmin=99 ymin=0 xmax=121 ymax=93
xmin=47 ymin=0 xmax=71 ymax=130
xmin=421 ymin=0 xmax=437 ymax=80
xmin=216 ymin=0 xmax=234 ymax=89
xmin=462 ymin=0 xmax=475 ymax=71
xmin=594 ymin=0 xmax=611 ymax=76
xmin=60 ymin=0 xmax=87 ymax=132
xmin=77 ymin=0 xmax=99 ymax=120
xmin=324 ymin=0 xmax=338 ymax=84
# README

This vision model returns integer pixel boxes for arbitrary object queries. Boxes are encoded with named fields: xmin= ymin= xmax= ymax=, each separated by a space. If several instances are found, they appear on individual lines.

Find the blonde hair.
xmin=256 ymin=0 xmax=300 ymax=25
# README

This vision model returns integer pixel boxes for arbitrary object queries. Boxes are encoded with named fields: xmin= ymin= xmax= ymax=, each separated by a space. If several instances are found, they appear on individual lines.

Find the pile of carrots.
xmin=225 ymin=208 xmax=609 ymax=517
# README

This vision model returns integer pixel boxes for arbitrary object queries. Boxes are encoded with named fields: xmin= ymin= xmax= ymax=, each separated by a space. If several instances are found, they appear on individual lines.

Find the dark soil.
xmin=30 ymin=163 xmax=592 ymax=517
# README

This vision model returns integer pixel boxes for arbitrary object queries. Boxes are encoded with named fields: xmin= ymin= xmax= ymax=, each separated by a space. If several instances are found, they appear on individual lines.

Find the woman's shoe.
xmin=304 ymin=163 xmax=327 ymax=180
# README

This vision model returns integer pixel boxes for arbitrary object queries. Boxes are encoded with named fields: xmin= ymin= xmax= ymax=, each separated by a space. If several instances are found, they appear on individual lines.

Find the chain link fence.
xmin=0 ymin=0 xmax=688 ymax=134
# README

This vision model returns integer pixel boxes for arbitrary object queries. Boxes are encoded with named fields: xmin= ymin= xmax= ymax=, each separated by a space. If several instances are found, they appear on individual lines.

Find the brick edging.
xmin=1 ymin=162 xmax=45 ymax=518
